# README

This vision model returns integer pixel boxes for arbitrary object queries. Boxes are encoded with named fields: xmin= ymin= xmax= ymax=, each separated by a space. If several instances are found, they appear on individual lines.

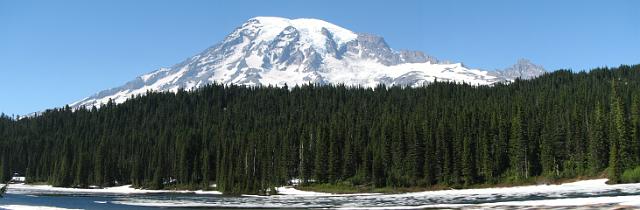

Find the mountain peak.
xmin=516 ymin=58 xmax=535 ymax=66
xmin=240 ymin=16 xmax=357 ymax=50
xmin=492 ymin=58 xmax=546 ymax=80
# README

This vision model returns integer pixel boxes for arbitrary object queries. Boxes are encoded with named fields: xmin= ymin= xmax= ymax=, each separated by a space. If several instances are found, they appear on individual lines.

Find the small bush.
xmin=621 ymin=166 xmax=640 ymax=183
xmin=347 ymin=174 xmax=367 ymax=186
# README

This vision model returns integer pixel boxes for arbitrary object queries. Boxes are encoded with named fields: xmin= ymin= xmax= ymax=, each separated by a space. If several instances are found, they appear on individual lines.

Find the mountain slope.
xmin=71 ymin=16 xmax=544 ymax=108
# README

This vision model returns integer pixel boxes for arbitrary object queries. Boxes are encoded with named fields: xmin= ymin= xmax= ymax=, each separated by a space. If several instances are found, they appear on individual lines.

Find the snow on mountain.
xmin=70 ymin=16 xmax=545 ymax=109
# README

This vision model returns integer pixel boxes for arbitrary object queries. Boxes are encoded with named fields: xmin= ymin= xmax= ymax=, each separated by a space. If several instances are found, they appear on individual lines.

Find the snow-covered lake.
xmin=2 ymin=179 xmax=640 ymax=209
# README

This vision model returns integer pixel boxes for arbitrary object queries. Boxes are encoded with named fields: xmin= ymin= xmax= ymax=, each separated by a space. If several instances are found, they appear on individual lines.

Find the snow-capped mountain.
xmin=70 ymin=16 xmax=545 ymax=108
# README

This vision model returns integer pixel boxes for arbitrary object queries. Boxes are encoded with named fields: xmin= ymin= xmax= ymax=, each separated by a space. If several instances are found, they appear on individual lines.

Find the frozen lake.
xmin=2 ymin=179 xmax=640 ymax=209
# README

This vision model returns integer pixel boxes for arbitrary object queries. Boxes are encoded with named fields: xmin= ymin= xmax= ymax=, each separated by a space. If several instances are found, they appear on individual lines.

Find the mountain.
xmin=491 ymin=59 xmax=547 ymax=80
xmin=70 ymin=16 xmax=545 ymax=108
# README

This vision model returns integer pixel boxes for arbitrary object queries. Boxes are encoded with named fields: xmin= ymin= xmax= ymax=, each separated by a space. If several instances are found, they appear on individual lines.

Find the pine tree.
xmin=201 ymin=147 xmax=211 ymax=189
xmin=0 ymin=155 xmax=8 ymax=182
xmin=314 ymin=126 xmax=328 ymax=183
xmin=630 ymin=93 xmax=640 ymax=167
xmin=588 ymin=102 xmax=608 ymax=174
xmin=540 ymin=116 xmax=555 ymax=176
xmin=609 ymin=79 xmax=624 ymax=183
xmin=461 ymin=133 xmax=476 ymax=185
xmin=510 ymin=105 xmax=528 ymax=180
xmin=410 ymin=120 xmax=425 ymax=183
xmin=328 ymin=124 xmax=342 ymax=183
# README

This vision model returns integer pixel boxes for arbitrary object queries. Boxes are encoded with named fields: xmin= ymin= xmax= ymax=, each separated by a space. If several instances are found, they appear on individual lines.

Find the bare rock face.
xmin=343 ymin=34 xmax=439 ymax=66
xmin=492 ymin=59 xmax=546 ymax=80
xmin=399 ymin=50 xmax=438 ymax=64
xmin=70 ymin=17 xmax=545 ymax=109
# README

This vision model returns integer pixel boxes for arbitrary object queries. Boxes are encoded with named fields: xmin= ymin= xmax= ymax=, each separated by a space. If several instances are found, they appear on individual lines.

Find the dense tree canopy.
xmin=1 ymin=64 xmax=640 ymax=194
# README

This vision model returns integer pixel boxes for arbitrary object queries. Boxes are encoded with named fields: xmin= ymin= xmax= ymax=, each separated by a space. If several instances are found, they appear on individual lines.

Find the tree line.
xmin=1 ymin=64 xmax=640 ymax=194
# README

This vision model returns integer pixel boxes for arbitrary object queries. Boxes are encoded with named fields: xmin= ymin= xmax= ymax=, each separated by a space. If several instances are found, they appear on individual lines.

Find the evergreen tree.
xmin=0 ymin=155 xmax=8 ymax=182
xmin=630 ymin=93 xmax=640 ymax=167
xmin=314 ymin=126 xmax=328 ymax=183
xmin=609 ymin=79 xmax=625 ymax=183
xmin=588 ymin=102 xmax=608 ymax=174
xmin=461 ymin=133 xmax=476 ymax=185
xmin=510 ymin=105 xmax=528 ymax=180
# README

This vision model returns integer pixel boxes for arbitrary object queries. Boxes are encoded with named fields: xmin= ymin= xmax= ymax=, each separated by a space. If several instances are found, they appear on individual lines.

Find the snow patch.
xmin=276 ymin=186 xmax=331 ymax=196
xmin=10 ymin=176 xmax=25 ymax=182
xmin=7 ymin=183 xmax=221 ymax=195
xmin=249 ymin=16 xmax=357 ymax=50
xmin=275 ymin=186 xmax=381 ymax=197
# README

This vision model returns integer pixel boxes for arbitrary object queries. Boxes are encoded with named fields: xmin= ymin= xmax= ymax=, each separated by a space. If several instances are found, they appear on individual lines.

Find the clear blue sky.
xmin=1 ymin=0 xmax=639 ymax=116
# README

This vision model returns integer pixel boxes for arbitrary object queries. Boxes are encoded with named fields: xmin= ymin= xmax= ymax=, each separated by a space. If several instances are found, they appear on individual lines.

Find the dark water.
xmin=1 ymin=193 xmax=282 ymax=210
xmin=2 ymin=181 xmax=640 ymax=209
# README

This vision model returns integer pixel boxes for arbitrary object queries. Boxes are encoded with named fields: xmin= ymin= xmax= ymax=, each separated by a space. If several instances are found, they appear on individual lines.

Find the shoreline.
xmin=292 ymin=175 xmax=606 ymax=195
xmin=5 ymin=183 xmax=222 ymax=195
xmin=4 ymin=178 xmax=640 ymax=209
xmin=6 ymin=178 xmax=639 ymax=197
xmin=117 ymin=178 xmax=640 ymax=208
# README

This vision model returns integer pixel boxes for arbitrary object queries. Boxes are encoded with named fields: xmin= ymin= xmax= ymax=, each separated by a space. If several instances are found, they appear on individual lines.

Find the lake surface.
xmin=2 ymin=179 xmax=640 ymax=209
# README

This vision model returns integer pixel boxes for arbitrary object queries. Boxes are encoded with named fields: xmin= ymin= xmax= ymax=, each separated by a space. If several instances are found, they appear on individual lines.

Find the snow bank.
xmin=194 ymin=190 xmax=222 ymax=195
xmin=309 ymin=179 xmax=640 ymax=209
xmin=7 ymin=183 xmax=221 ymax=195
xmin=277 ymin=178 xmax=640 ymax=199
xmin=377 ymin=179 xmax=639 ymax=198
xmin=275 ymin=186 xmax=382 ymax=197
xmin=10 ymin=177 xmax=25 ymax=182
xmin=275 ymin=186 xmax=331 ymax=196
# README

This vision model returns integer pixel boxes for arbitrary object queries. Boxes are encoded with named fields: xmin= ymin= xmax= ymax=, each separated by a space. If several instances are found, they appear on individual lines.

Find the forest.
xmin=1 ymin=64 xmax=640 ymax=195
